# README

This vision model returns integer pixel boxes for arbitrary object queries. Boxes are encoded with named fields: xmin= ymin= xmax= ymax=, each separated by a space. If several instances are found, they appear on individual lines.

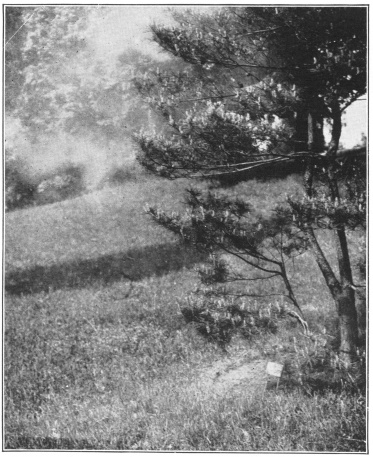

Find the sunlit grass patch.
xmin=6 ymin=373 xmax=365 ymax=451
xmin=5 ymin=176 xmax=192 ymax=269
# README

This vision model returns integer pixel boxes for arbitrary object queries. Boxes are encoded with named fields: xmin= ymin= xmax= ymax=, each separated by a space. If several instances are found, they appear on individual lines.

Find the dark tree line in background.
xmin=134 ymin=7 xmax=367 ymax=365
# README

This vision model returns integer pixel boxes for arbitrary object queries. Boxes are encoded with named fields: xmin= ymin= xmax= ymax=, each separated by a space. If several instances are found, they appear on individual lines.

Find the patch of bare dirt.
xmin=195 ymin=354 xmax=268 ymax=400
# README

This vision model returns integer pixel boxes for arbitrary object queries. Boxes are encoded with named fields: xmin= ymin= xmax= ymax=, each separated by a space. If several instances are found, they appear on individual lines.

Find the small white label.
xmin=266 ymin=362 xmax=283 ymax=378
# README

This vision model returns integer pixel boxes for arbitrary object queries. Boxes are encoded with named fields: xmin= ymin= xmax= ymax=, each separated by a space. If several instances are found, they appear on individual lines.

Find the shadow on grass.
xmin=5 ymin=435 xmax=151 ymax=450
xmin=6 ymin=242 xmax=205 ymax=296
xmin=5 ymin=436 xmax=98 ymax=450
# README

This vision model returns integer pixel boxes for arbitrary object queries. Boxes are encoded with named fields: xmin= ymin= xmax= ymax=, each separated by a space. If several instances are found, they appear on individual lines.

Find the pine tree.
xmin=134 ymin=7 xmax=366 ymax=364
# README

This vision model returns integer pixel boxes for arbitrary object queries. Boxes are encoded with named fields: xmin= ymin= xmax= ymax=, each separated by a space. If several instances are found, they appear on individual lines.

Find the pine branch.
xmin=220 ymin=291 xmax=287 ymax=299
xmin=189 ymin=146 xmax=366 ymax=178
xmin=179 ymin=93 xmax=237 ymax=102
xmin=235 ymin=25 xmax=283 ymax=38
xmin=223 ymin=273 xmax=281 ymax=282
xmin=219 ymin=245 xmax=282 ymax=275
xmin=193 ymin=156 xmax=292 ymax=177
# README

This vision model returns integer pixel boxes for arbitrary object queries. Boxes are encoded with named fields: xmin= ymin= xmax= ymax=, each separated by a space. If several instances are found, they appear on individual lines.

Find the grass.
xmin=4 ymin=172 xmax=366 ymax=451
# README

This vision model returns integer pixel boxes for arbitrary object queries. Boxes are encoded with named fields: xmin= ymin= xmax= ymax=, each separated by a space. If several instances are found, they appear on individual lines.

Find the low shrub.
xmin=34 ymin=164 xmax=85 ymax=206
xmin=181 ymin=296 xmax=287 ymax=349
xmin=5 ymin=153 xmax=37 ymax=211
xmin=5 ymin=154 xmax=85 ymax=211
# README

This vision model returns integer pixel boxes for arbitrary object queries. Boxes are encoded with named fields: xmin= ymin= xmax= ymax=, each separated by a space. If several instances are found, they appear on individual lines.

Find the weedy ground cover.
xmin=4 ymin=173 xmax=366 ymax=451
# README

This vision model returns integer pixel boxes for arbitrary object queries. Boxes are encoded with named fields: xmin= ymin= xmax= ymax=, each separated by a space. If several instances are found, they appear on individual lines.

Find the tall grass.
xmin=4 ymin=174 xmax=366 ymax=451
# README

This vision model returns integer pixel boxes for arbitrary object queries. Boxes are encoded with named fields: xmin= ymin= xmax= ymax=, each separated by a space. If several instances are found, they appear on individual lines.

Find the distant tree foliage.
xmin=5 ymin=6 xmax=160 ymax=140
xmin=5 ymin=7 xmax=32 ymax=112
xmin=135 ymin=7 xmax=366 ymax=364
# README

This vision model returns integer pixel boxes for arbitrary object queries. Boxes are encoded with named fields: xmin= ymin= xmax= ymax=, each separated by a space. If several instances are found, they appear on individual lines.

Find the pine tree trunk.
xmin=327 ymin=107 xmax=359 ymax=364
xmin=334 ymin=227 xmax=359 ymax=364
xmin=305 ymin=224 xmax=359 ymax=365
xmin=304 ymin=108 xmax=360 ymax=365
xmin=335 ymin=287 xmax=359 ymax=364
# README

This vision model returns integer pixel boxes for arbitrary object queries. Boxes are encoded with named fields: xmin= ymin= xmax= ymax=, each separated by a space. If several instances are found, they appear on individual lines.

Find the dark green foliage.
xmin=181 ymin=300 xmax=286 ymax=349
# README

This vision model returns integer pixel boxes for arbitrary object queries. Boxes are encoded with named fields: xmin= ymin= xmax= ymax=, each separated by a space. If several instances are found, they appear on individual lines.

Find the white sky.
xmin=86 ymin=6 xmax=176 ymax=64
xmin=340 ymin=98 xmax=367 ymax=149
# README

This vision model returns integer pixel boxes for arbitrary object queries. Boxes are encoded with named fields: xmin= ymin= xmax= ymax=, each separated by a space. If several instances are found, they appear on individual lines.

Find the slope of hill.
xmin=5 ymin=178 xmax=205 ymax=294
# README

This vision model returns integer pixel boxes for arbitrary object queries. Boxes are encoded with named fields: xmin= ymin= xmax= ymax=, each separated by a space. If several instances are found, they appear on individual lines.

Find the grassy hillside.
xmin=6 ymin=179 xmax=204 ymax=294
xmin=4 ymin=174 xmax=366 ymax=451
